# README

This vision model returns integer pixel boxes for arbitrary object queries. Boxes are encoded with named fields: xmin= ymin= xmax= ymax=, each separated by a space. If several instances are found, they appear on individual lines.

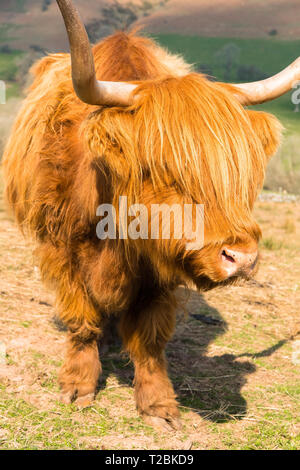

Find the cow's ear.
xmin=247 ymin=110 xmax=283 ymax=160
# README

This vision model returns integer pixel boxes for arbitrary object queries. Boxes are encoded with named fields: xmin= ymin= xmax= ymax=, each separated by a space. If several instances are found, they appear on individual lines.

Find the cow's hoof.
xmin=75 ymin=393 xmax=95 ymax=409
xmin=143 ymin=415 xmax=182 ymax=432
xmin=60 ymin=390 xmax=75 ymax=405
xmin=141 ymin=404 xmax=182 ymax=432
xmin=60 ymin=385 xmax=95 ymax=408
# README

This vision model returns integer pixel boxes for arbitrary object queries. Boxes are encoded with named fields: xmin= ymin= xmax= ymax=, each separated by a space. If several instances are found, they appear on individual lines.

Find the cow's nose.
xmin=220 ymin=246 xmax=258 ymax=278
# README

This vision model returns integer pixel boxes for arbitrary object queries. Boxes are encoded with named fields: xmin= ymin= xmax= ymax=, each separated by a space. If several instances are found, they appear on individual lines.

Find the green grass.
xmin=206 ymin=380 xmax=300 ymax=449
xmin=261 ymin=236 xmax=284 ymax=251
xmin=0 ymin=21 xmax=24 ymax=92
xmin=219 ymin=418 xmax=300 ymax=450
xmin=0 ymin=50 xmax=23 ymax=82
xmin=5 ymin=82 xmax=21 ymax=99
xmin=0 ymin=386 xmax=111 ymax=450
xmin=154 ymin=34 xmax=300 ymax=79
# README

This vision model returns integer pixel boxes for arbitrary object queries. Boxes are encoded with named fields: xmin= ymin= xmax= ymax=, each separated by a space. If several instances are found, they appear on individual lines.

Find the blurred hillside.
xmin=0 ymin=0 xmax=300 ymax=53
xmin=136 ymin=0 xmax=300 ymax=39
xmin=0 ymin=0 xmax=157 ymax=52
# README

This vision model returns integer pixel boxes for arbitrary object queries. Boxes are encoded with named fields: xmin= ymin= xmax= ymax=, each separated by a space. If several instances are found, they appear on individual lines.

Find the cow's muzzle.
xmin=220 ymin=246 xmax=259 ymax=278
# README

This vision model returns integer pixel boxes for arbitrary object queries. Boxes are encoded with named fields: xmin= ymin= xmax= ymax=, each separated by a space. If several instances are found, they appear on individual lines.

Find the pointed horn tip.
xmin=232 ymin=56 xmax=300 ymax=106
xmin=56 ymin=0 xmax=136 ymax=107
xmin=292 ymin=56 xmax=300 ymax=79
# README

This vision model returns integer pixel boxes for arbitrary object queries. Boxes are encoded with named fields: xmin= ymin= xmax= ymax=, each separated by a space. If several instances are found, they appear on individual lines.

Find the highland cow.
xmin=3 ymin=0 xmax=300 ymax=429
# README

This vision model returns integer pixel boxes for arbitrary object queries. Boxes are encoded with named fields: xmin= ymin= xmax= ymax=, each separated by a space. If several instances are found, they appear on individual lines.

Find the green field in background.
xmin=154 ymin=34 xmax=300 ymax=77
xmin=0 ymin=51 xmax=23 ymax=86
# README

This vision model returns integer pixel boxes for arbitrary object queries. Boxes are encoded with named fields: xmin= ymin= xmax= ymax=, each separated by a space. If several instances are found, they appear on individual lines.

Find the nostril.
xmin=221 ymin=249 xmax=235 ymax=263
xmin=220 ymin=245 xmax=258 ymax=278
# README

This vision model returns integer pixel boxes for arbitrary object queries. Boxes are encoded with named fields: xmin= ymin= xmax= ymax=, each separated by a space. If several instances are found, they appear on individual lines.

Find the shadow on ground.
xmin=54 ymin=287 xmax=286 ymax=424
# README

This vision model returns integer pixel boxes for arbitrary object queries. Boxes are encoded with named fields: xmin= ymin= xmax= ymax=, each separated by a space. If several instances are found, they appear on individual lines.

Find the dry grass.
xmin=282 ymin=218 xmax=296 ymax=234
xmin=0 ymin=168 xmax=299 ymax=449
xmin=264 ymin=135 xmax=300 ymax=195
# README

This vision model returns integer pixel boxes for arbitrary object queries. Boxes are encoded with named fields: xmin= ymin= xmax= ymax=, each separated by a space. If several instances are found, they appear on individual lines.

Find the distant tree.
xmin=86 ymin=2 xmax=139 ymax=43
xmin=215 ymin=43 xmax=240 ymax=81
xmin=102 ymin=3 xmax=138 ymax=30
xmin=29 ymin=44 xmax=46 ymax=54
xmin=237 ymin=65 xmax=268 ymax=82
xmin=86 ymin=0 xmax=170 ymax=43
xmin=0 ymin=44 xmax=12 ymax=54
xmin=196 ymin=64 xmax=214 ymax=78
xmin=268 ymin=29 xmax=278 ymax=36
xmin=42 ymin=0 xmax=52 ymax=12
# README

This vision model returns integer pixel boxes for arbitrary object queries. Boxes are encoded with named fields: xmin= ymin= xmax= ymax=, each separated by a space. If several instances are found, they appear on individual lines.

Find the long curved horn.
xmin=56 ymin=0 xmax=137 ymax=106
xmin=232 ymin=57 xmax=300 ymax=105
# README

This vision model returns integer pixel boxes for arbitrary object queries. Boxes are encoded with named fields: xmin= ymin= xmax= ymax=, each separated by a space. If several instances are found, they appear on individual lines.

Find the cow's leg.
xmin=119 ymin=291 xmax=180 ymax=430
xmin=36 ymin=242 xmax=102 ymax=408
xmin=58 ymin=242 xmax=135 ymax=408
xmin=59 ymin=330 xmax=101 ymax=408
xmin=58 ymin=297 xmax=102 ymax=408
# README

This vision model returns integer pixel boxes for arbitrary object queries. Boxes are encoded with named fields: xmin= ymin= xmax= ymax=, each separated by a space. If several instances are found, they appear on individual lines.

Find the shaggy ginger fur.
xmin=2 ymin=31 xmax=282 ymax=428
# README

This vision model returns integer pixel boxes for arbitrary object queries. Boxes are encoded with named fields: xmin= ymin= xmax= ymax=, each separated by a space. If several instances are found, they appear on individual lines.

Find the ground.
xmin=0 ymin=170 xmax=299 ymax=450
